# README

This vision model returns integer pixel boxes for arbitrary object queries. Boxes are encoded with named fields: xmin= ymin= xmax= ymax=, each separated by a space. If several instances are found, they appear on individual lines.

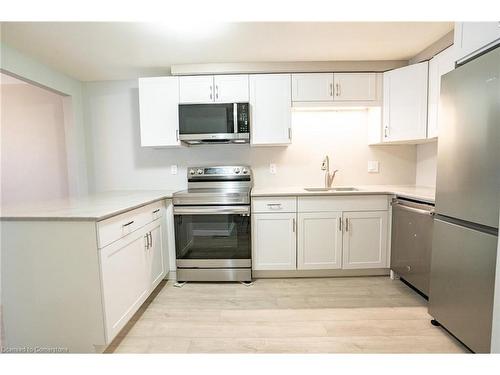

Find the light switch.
xmin=269 ymin=163 xmax=277 ymax=174
xmin=368 ymin=161 xmax=379 ymax=173
xmin=171 ymin=165 xmax=178 ymax=175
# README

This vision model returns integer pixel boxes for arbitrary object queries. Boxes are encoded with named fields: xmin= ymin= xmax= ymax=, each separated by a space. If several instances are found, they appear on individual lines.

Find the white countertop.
xmin=0 ymin=190 xmax=175 ymax=221
xmin=251 ymin=185 xmax=436 ymax=203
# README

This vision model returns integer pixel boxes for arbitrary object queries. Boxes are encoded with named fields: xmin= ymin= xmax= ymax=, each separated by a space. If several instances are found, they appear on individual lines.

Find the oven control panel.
xmin=187 ymin=166 xmax=251 ymax=178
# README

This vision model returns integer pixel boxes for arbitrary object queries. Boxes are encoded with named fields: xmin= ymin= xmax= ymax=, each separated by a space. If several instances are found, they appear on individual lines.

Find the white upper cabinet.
xmin=454 ymin=22 xmax=500 ymax=64
xmin=382 ymin=61 xmax=429 ymax=142
xmin=179 ymin=75 xmax=214 ymax=103
xmin=333 ymin=73 xmax=377 ymax=101
xmin=427 ymin=46 xmax=455 ymax=139
xmin=342 ymin=211 xmax=388 ymax=269
xmin=249 ymin=74 xmax=292 ymax=146
xmin=213 ymin=75 xmax=249 ymax=102
xmin=179 ymin=74 xmax=249 ymax=103
xmin=291 ymin=72 xmax=379 ymax=103
xmin=138 ymin=76 xmax=181 ymax=147
xmin=292 ymin=73 xmax=334 ymax=101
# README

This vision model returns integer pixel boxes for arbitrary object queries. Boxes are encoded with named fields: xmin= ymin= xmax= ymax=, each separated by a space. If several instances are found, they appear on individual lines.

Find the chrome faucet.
xmin=321 ymin=155 xmax=339 ymax=188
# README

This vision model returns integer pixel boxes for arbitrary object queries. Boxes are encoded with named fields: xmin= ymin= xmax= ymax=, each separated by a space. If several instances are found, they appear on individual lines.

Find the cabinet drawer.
xmin=97 ymin=201 xmax=164 ymax=248
xmin=298 ymin=195 xmax=389 ymax=212
xmin=252 ymin=197 xmax=297 ymax=213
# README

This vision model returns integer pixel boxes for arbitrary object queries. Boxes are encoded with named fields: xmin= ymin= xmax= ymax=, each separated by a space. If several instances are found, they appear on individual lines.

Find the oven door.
xmin=179 ymin=103 xmax=235 ymax=139
xmin=174 ymin=205 xmax=251 ymax=268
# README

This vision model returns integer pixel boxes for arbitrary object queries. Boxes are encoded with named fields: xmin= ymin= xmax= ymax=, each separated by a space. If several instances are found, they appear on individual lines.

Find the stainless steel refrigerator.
xmin=429 ymin=47 xmax=500 ymax=353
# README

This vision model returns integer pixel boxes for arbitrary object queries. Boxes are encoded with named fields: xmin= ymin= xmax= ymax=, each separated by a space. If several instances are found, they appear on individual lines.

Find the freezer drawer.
xmin=391 ymin=198 xmax=434 ymax=295
xmin=429 ymin=218 xmax=498 ymax=353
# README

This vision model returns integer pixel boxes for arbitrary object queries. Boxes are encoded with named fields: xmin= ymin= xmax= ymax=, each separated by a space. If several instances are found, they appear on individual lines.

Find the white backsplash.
xmin=84 ymin=80 xmax=418 ymax=193
xmin=415 ymin=141 xmax=438 ymax=187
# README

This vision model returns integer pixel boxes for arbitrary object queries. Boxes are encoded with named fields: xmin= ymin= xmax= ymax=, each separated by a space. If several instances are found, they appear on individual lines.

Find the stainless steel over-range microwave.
xmin=178 ymin=102 xmax=250 ymax=145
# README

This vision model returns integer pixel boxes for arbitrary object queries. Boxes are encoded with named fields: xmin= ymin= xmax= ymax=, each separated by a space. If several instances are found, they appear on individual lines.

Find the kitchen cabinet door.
xmin=427 ymin=46 xmax=455 ymax=138
xmin=213 ymin=74 xmax=249 ymax=102
xmin=146 ymin=221 xmax=165 ymax=291
xmin=297 ymin=212 xmax=342 ymax=270
xmin=454 ymin=22 xmax=500 ymax=63
xmin=100 ymin=229 xmax=149 ymax=342
xmin=138 ymin=77 xmax=181 ymax=147
xmin=249 ymin=74 xmax=292 ymax=146
xmin=291 ymin=73 xmax=334 ymax=101
xmin=333 ymin=73 xmax=377 ymax=101
xmin=179 ymin=75 xmax=214 ymax=103
xmin=252 ymin=212 xmax=296 ymax=270
xmin=342 ymin=211 xmax=388 ymax=269
xmin=382 ymin=62 xmax=428 ymax=142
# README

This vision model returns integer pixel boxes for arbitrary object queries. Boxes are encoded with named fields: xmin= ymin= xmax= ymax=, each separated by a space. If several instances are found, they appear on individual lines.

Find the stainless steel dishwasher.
xmin=391 ymin=198 xmax=435 ymax=296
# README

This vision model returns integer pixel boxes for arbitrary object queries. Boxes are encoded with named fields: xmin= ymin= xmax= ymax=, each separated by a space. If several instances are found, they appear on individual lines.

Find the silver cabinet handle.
xmin=329 ymin=83 xmax=333 ymax=97
xmin=345 ymin=218 xmax=349 ymax=231
xmin=176 ymin=129 xmax=179 ymax=141
xmin=288 ymin=127 xmax=292 ymax=140
xmin=144 ymin=233 xmax=149 ymax=249
xmin=267 ymin=203 xmax=282 ymax=210
xmin=215 ymin=85 xmax=219 ymax=100
xmin=292 ymin=218 xmax=296 ymax=233
xmin=152 ymin=208 xmax=160 ymax=214
xmin=210 ymin=85 xmax=213 ymax=100
xmin=148 ymin=232 xmax=153 ymax=249
xmin=335 ymin=83 xmax=340 ymax=97
xmin=384 ymin=125 xmax=389 ymax=139
xmin=338 ymin=217 xmax=342 ymax=231
xmin=122 ymin=220 xmax=134 ymax=227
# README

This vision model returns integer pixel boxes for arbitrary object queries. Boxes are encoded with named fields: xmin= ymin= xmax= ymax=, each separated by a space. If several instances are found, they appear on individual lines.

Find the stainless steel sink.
xmin=304 ymin=187 xmax=358 ymax=192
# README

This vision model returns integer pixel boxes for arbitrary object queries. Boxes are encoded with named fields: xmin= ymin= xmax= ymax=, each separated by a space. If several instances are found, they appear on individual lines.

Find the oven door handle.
xmin=173 ymin=205 xmax=250 ymax=215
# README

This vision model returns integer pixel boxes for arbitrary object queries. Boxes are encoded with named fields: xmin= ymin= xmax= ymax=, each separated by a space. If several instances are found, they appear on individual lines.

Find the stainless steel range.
xmin=173 ymin=166 xmax=252 ymax=282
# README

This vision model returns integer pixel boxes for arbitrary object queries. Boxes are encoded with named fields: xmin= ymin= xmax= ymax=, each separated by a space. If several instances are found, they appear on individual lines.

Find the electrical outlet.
xmin=368 ymin=161 xmax=379 ymax=173
xmin=269 ymin=163 xmax=277 ymax=174
xmin=171 ymin=165 xmax=178 ymax=175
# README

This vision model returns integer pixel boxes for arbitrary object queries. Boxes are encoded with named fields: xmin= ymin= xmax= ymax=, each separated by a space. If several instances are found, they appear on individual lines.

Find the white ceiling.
xmin=1 ymin=22 xmax=454 ymax=81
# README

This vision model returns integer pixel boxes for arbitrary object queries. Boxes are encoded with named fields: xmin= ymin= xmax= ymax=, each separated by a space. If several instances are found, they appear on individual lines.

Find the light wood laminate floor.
xmin=107 ymin=277 xmax=468 ymax=353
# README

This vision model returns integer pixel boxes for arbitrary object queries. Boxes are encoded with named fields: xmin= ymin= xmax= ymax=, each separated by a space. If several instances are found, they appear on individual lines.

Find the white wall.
xmin=1 ymin=74 xmax=69 ymax=205
xmin=0 ymin=42 xmax=88 ymax=197
xmin=415 ymin=141 xmax=438 ymax=187
xmin=84 ymin=79 xmax=417 ymax=192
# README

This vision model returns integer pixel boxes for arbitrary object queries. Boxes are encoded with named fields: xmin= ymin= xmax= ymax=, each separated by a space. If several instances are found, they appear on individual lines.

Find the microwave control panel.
xmin=236 ymin=103 xmax=250 ymax=133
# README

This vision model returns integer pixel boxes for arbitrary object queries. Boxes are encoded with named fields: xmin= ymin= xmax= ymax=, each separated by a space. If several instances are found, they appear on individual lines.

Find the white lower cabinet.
xmin=99 ymin=217 xmax=166 ymax=342
xmin=252 ymin=196 xmax=390 ymax=272
xmin=252 ymin=212 xmax=296 ymax=270
xmin=297 ymin=212 xmax=342 ymax=270
xmin=342 ymin=211 xmax=388 ymax=269
xmin=99 ymin=226 xmax=150 ymax=341
xmin=147 ymin=221 xmax=165 ymax=290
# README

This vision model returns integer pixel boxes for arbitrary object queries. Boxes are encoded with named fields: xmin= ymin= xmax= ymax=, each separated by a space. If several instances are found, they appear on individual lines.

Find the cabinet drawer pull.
xmin=122 ymin=220 xmax=134 ymax=227
xmin=345 ymin=218 xmax=349 ymax=231
xmin=329 ymin=83 xmax=333 ymax=97
xmin=267 ymin=203 xmax=282 ymax=210
xmin=148 ymin=232 xmax=153 ymax=249
xmin=292 ymin=218 xmax=296 ymax=233
xmin=339 ymin=217 xmax=342 ymax=231
xmin=152 ymin=209 xmax=160 ymax=214
xmin=144 ymin=233 xmax=149 ymax=249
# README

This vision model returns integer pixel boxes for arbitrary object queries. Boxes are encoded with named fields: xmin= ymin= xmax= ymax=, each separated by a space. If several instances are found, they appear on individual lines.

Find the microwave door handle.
xmin=233 ymin=103 xmax=238 ymax=133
